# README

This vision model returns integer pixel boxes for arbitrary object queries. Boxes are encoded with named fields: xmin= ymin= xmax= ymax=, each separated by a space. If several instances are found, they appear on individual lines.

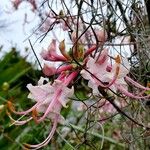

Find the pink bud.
xmin=42 ymin=64 xmax=56 ymax=76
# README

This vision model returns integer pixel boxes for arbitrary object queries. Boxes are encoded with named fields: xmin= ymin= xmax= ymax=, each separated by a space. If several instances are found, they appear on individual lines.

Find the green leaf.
xmin=74 ymin=88 xmax=89 ymax=101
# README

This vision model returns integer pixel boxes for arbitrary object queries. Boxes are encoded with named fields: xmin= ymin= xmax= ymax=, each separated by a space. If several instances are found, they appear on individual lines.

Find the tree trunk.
xmin=145 ymin=0 xmax=150 ymax=24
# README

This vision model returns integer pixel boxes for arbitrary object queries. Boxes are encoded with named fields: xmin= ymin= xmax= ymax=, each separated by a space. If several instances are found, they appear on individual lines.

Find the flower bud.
xmin=2 ymin=82 xmax=10 ymax=91
xmin=42 ymin=64 xmax=56 ymax=76
xmin=0 ymin=105 xmax=4 ymax=112
xmin=59 ymin=10 xmax=64 ymax=18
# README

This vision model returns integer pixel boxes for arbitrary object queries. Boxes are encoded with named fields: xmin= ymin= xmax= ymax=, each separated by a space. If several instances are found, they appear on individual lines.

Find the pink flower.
xmin=26 ymin=76 xmax=74 ymax=123
xmin=42 ymin=63 xmax=74 ymax=76
xmin=41 ymin=40 xmax=68 ymax=62
xmin=81 ymin=48 xmax=150 ymax=99
xmin=81 ymin=48 xmax=122 ymax=94
xmin=7 ymin=72 xmax=78 ymax=149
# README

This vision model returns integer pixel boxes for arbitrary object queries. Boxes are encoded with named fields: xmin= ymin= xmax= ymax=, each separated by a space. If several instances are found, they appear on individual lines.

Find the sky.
xmin=0 ymin=0 xmax=70 ymax=67
xmin=0 ymin=0 xmax=46 ymax=64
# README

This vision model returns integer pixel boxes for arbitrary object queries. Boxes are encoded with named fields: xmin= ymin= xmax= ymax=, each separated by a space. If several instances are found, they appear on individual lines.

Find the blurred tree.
xmin=0 ymin=48 xmax=42 ymax=150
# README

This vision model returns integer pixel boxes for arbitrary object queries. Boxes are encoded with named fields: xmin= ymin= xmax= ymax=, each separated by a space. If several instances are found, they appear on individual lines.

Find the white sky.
xmin=0 ymin=0 xmax=46 ymax=64
xmin=0 ymin=0 xmax=70 ymax=67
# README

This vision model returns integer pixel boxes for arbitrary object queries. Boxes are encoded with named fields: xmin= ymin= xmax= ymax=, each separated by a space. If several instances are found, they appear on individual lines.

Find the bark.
xmin=145 ymin=0 xmax=150 ymax=24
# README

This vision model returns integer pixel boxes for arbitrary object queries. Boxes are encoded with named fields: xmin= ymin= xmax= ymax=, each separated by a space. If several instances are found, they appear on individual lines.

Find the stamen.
xmin=116 ymin=84 xmax=150 ymax=99
xmin=7 ymin=101 xmax=15 ymax=112
xmin=32 ymin=109 xmax=38 ymax=124
xmin=7 ymin=110 xmax=31 ymax=126
xmin=23 ymin=114 xmax=59 ymax=149
xmin=125 ymin=76 xmax=150 ymax=91
xmin=115 ymin=55 xmax=121 ymax=64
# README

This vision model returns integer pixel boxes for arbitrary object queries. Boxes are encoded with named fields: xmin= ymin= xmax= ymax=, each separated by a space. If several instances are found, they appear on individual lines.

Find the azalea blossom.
xmin=41 ymin=39 xmax=68 ymax=62
xmin=6 ymin=25 xmax=150 ymax=149
xmin=81 ymin=48 xmax=122 ymax=94
xmin=7 ymin=71 xmax=78 ymax=149
xmin=81 ymin=48 xmax=150 ymax=99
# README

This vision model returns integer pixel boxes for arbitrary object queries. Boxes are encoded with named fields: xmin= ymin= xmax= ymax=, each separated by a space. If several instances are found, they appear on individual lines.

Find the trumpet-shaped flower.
xmin=27 ymin=77 xmax=74 ymax=122
xmin=41 ymin=39 xmax=68 ymax=62
xmin=7 ymin=72 xmax=78 ymax=149
xmin=81 ymin=48 xmax=150 ymax=99
xmin=81 ymin=48 xmax=124 ymax=94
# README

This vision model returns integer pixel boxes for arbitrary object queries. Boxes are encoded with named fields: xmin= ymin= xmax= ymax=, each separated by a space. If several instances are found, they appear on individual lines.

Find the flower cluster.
xmin=8 ymin=71 xmax=77 ymax=149
xmin=7 ymin=29 xmax=150 ymax=149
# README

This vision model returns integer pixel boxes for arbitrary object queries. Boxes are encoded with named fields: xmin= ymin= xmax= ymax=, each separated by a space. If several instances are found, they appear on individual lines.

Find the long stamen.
xmin=7 ymin=110 xmax=32 ymax=126
xmin=7 ymin=100 xmax=41 ymax=115
xmin=116 ymin=84 xmax=150 ymax=99
xmin=125 ymin=76 xmax=150 ymax=91
xmin=24 ymin=114 xmax=58 ymax=149
xmin=33 ymin=92 xmax=60 ymax=123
